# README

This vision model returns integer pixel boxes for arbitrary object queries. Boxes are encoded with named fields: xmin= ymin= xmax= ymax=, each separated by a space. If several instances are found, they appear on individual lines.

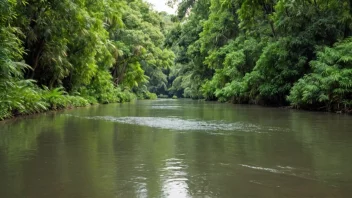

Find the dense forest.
xmin=1 ymin=0 xmax=352 ymax=120
xmin=166 ymin=0 xmax=352 ymax=113
xmin=0 ymin=0 xmax=174 ymax=120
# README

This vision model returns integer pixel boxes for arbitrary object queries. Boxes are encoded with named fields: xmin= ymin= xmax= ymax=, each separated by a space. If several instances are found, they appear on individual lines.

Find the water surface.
xmin=0 ymin=99 xmax=351 ymax=197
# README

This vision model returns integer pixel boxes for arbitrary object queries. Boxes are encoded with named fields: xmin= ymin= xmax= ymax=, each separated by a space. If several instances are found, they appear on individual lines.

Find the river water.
xmin=0 ymin=99 xmax=351 ymax=197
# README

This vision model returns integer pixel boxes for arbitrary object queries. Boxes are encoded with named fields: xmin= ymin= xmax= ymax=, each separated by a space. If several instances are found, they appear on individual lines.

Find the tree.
xmin=167 ymin=0 xmax=351 ymax=112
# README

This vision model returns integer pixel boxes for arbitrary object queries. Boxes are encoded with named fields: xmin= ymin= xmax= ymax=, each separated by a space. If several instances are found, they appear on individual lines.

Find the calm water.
xmin=0 ymin=99 xmax=351 ymax=198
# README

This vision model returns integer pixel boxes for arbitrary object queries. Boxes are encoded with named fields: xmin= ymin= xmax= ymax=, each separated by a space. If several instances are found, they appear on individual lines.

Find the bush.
xmin=83 ymin=96 xmax=98 ymax=105
xmin=0 ymin=109 xmax=11 ymax=121
xmin=134 ymin=88 xmax=157 ymax=100
xmin=288 ymin=39 xmax=352 ymax=111
xmin=145 ymin=92 xmax=157 ymax=100
xmin=41 ymin=87 xmax=68 ymax=110
xmin=67 ymin=96 xmax=90 ymax=107
xmin=116 ymin=89 xmax=137 ymax=102
xmin=158 ymin=94 xmax=169 ymax=98
xmin=0 ymin=80 xmax=48 ymax=120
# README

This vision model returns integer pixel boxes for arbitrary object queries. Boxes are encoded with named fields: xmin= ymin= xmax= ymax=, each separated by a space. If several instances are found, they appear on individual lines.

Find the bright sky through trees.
xmin=144 ymin=0 xmax=176 ymax=14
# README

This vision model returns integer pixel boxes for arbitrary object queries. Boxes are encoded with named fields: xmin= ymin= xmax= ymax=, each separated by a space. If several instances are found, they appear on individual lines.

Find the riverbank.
xmin=203 ymin=97 xmax=352 ymax=115
xmin=2 ymin=96 xmax=350 ymax=122
xmin=240 ymin=103 xmax=352 ymax=115
xmin=0 ymin=88 xmax=138 ymax=121
xmin=0 ymin=92 xmax=161 ymax=121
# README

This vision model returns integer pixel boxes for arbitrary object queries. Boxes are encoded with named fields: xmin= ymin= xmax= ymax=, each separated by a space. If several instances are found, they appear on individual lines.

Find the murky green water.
xmin=0 ymin=99 xmax=351 ymax=198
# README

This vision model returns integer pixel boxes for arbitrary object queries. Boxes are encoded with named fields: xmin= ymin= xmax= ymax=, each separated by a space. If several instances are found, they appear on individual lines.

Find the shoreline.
xmin=1 ymin=98 xmax=350 ymax=122
xmin=0 ymin=104 xmax=98 ymax=123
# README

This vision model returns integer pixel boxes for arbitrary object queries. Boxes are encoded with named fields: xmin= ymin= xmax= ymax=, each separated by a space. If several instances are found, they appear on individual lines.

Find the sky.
xmin=144 ymin=0 xmax=177 ymax=14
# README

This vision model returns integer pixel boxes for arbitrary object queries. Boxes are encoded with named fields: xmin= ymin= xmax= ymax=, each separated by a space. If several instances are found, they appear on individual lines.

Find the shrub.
xmin=0 ymin=80 xmax=48 ymax=120
xmin=145 ymin=92 xmax=157 ymax=100
xmin=288 ymin=39 xmax=352 ymax=111
xmin=67 ymin=96 xmax=90 ymax=107
xmin=158 ymin=94 xmax=169 ymax=98
xmin=41 ymin=87 xmax=68 ymax=110
xmin=83 ymin=96 xmax=98 ymax=105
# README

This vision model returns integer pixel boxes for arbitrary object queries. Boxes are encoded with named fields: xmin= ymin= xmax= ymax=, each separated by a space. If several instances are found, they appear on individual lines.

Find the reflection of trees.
xmin=1 ymin=100 xmax=352 ymax=197
xmin=0 ymin=114 xmax=64 ymax=197
xmin=289 ymin=112 xmax=352 ymax=186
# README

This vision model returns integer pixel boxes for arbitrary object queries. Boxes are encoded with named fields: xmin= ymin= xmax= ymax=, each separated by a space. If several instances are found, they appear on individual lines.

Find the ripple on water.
xmin=161 ymin=158 xmax=191 ymax=198
xmin=239 ymin=164 xmax=283 ymax=174
xmin=70 ymin=115 xmax=265 ymax=132
xmin=239 ymin=164 xmax=327 ymax=183
xmin=150 ymin=105 xmax=182 ymax=110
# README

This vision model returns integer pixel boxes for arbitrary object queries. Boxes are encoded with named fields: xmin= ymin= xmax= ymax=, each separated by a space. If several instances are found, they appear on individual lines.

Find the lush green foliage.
xmin=166 ymin=0 xmax=352 ymax=112
xmin=0 ymin=0 xmax=174 ymax=120
xmin=2 ymin=0 xmax=352 ymax=119
xmin=288 ymin=39 xmax=352 ymax=111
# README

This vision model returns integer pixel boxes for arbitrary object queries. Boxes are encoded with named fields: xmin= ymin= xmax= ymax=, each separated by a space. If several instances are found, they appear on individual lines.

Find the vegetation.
xmin=0 ymin=0 xmax=174 ymax=120
xmin=165 ymin=0 xmax=352 ymax=113
xmin=1 ymin=0 xmax=352 ymax=120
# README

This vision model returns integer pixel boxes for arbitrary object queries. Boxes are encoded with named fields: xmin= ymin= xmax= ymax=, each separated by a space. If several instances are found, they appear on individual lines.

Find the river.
xmin=0 ymin=99 xmax=351 ymax=197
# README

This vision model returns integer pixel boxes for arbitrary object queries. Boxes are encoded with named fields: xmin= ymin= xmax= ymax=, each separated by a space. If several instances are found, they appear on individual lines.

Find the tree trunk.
xmin=30 ymin=39 xmax=45 ymax=79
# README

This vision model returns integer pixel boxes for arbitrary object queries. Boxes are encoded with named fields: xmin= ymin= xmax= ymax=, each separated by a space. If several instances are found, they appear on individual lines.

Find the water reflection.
xmin=161 ymin=158 xmax=190 ymax=198
xmin=0 ymin=100 xmax=352 ymax=197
